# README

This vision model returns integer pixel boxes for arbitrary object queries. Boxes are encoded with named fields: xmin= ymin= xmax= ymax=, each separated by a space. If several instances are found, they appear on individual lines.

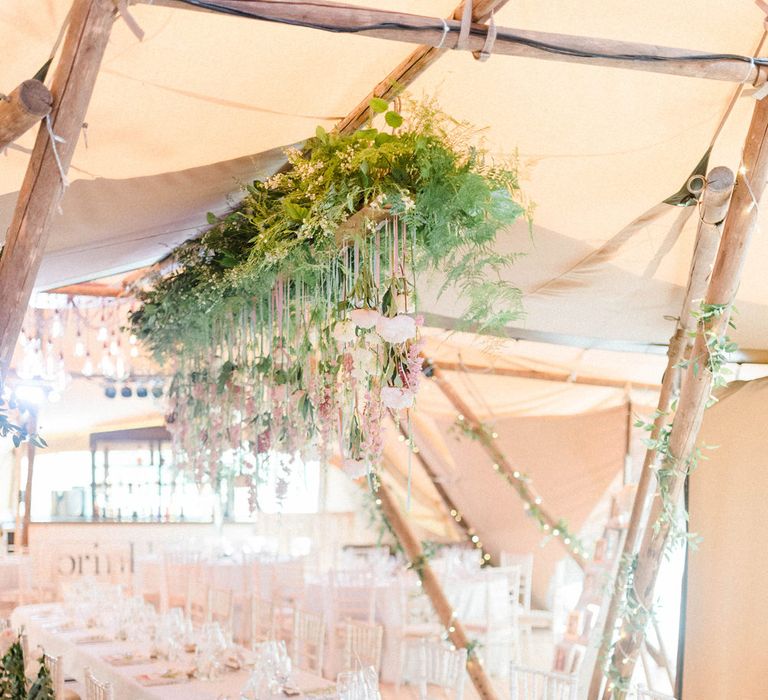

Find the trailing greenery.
xmin=603 ymin=300 xmax=738 ymax=697
xmin=452 ymin=414 xmax=586 ymax=557
xmin=131 ymin=99 xmax=527 ymax=360
xmin=128 ymin=99 xmax=528 ymax=495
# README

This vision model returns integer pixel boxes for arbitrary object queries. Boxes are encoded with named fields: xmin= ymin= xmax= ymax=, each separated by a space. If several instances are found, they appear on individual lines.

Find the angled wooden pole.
xmin=0 ymin=80 xmax=53 ymax=151
xmin=376 ymin=482 xmax=499 ymax=700
xmin=604 ymin=95 xmax=768 ymax=697
xmin=335 ymin=0 xmax=508 ymax=135
xmin=429 ymin=364 xmax=587 ymax=568
xmin=0 ymin=0 xmax=115 ymax=374
xmin=390 ymin=414 xmax=496 ymax=564
xmin=587 ymin=166 xmax=735 ymax=699
xmin=141 ymin=0 xmax=768 ymax=86
xmin=432 ymin=358 xmax=661 ymax=393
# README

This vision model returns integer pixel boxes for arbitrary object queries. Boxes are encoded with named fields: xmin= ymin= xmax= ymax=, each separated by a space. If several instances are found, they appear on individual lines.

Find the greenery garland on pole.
xmin=130 ymin=98 xmax=529 ymax=503
xmin=601 ymin=302 xmax=737 ymax=695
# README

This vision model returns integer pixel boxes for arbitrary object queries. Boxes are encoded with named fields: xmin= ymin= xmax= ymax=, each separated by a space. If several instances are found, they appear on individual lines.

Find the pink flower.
xmin=343 ymin=458 xmax=368 ymax=479
xmin=350 ymin=308 xmax=381 ymax=329
xmin=376 ymin=314 xmax=417 ymax=344
xmin=381 ymin=386 xmax=415 ymax=409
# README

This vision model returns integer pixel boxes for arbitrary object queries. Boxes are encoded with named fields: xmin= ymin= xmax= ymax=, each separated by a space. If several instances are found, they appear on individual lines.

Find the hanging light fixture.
xmin=74 ymin=329 xmax=85 ymax=358
xmin=82 ymin=352 xmax=94 ymax=377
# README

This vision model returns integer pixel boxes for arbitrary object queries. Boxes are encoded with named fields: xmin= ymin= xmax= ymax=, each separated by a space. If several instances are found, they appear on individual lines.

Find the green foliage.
xmin=26 ymin=658 xmax=54 ymax=700
xmin=130 ymin=99 xmax=528 ymax=360
xmin=0 ymin=396 xmax=46 ymax=449
xmin=0 ymin=638 xmax=26 ymax=700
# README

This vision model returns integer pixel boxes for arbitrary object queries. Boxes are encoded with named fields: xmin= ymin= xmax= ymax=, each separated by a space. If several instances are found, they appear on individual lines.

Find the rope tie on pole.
xmin=436 ymin=18 xmax=450 ymax=50
xmin=44 ymin=114 xmax=69 ymax=199
xmin=473 ymin=11 xmax=497 ymax=62
xmin=116 ymin=0 xmax=146 ymax=41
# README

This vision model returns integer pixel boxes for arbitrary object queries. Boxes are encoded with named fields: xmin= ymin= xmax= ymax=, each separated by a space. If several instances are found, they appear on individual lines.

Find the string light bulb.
xmin=74 ymin=330 xmax=85 ymax=358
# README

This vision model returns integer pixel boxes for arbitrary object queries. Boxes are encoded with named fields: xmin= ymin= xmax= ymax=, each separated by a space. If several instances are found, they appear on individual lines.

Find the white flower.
xmin=350 ymin=308 xmax=381 ymax=329
xmin=333 ymin=319 xmax=356 ymax=344
xmin=351 ymin=346 xmax=377 ymax=378
xmin=343 ymin=458 xmax=368 ymax=479
xmin=376 ymin=314 xmax=417 ymax=344
xmin=381 ymin=386 xmax=415 ymax=409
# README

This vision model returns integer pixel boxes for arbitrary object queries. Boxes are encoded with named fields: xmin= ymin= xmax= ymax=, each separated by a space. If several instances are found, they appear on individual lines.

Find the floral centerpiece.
xmin=130 ymin=99 xmax=528 ymax=504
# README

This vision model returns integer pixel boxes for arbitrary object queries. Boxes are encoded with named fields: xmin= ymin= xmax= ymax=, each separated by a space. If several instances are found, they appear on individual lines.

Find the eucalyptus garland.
xmin=130 ymin=99 xmax=528 ymax=499
xmin=602 ymin=301 xmax=737 ymax=696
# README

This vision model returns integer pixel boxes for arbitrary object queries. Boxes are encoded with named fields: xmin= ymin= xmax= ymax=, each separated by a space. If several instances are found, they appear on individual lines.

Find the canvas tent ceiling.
xmin=2 ymin=0 xmax=768 ymax=355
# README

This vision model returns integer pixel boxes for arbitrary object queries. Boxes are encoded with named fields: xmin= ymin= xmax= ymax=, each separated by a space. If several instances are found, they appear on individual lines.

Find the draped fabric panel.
xmin=684 ymin=378 xmax=768 ymax=700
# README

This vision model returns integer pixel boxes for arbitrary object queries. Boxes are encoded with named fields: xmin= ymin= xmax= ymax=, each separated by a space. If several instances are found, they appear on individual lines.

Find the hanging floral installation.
xmin=130 ymin=99 xmax=528 ymax=505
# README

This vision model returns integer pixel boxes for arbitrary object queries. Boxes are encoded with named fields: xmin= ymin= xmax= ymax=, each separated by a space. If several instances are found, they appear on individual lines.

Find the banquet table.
xmin=12 ymin=604 xmax=334 ymax=700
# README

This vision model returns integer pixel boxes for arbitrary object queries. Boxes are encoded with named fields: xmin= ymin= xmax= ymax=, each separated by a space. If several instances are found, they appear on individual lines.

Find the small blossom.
xmin=350 ymin=308 xmax=381 ymax=329
xmin=376 ymin=314 xmax=417 ymax=344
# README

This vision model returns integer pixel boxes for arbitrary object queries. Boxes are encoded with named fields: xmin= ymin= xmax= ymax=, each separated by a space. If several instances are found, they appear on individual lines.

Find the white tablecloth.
xmin=12 ymin=604 xmax=333 ymax=700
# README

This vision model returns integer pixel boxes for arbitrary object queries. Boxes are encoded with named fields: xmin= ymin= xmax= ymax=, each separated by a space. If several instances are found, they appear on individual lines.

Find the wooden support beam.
xmin=604 ymin=95 xmax=768 ymax=697
xmin=376 ymin=482 xmax=499 ymax=700
xmin=47 ymin=281 xmax=123 ymax=298
xmin=429 ymin=364 xmax=587 ymax=568
xmin=432 ymin=359 xmax=661 ymax=393
xmin=588 ymin=166 xmax=735 ymax=699
xmin=141 ymin=0 xmax=768 ymax=86
xmin=0 ymin=0 xmax=115 ymax=376
xmin=390 ymin=415 xmax=496 ymax=564
xmin=0 ymin=80 xmax=53 ymax=151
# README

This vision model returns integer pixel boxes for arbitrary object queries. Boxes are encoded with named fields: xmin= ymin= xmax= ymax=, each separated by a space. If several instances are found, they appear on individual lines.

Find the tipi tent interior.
xmin=1 ymin=1 xmax=767 ymax=698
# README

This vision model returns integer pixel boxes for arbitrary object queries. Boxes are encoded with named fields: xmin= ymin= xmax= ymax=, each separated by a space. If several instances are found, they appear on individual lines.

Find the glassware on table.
xmin=196 ymin=622 xmax=228 ymax=681
xmin=336 ymin=667 xmax=381 ymax=700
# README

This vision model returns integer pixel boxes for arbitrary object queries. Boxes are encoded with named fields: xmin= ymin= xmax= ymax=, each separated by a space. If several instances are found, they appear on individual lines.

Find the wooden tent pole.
xmin=587 ymin=166 xmax=735 ymax=699
xmin=141 ymin=0 xmax=768 ymax=86
xmin=376 ymin=482 xmax=499 ymax=700
xmin=0 ymin=0 xmax=115 ymax=374
xmin=429 ymin=364 xmax=587 ymax=568
xmin=432 ymin=359 xmax=661 ymax=393
xmin=391 ymin=416 xmax=496 ymax=564
xmin=605 ymin=95 xmax=768 ymax=697
xmin=20 ymin=410 xmax=38 ymax=548
xmin=0 ymin=80 xmax=53 ymax=151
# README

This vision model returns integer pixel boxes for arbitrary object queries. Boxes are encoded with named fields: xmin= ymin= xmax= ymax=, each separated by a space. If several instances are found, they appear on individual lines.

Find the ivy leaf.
xmin=385 ymin=111 xmax=403 ymax=128
xmin=283 ymin=201 xmax=308 ymax=221
xmin=369 ymin=97 xmax=388 ymax=113
xmin=206 ymin=211 xmax=218 ymax=225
